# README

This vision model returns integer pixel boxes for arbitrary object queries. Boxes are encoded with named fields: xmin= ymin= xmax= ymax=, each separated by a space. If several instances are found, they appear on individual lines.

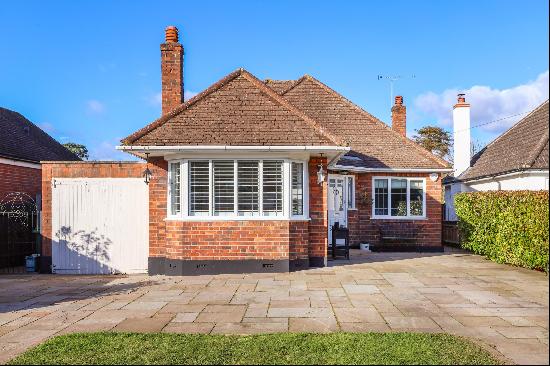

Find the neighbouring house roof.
xmin=455 ymin=100 xmax=549 ymax=182
xmin=122 ymin=69 xmax=344 ymax=147
xmin=122 ymin=69 xmax=449 ymax=170
xmin=0 ymin=107 xmax=80 ymax=163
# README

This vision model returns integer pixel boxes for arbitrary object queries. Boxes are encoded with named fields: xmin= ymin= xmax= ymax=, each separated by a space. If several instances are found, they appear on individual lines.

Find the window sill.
xmin=371 ymin=216 xmax=428 ymax=221
xmin=165 ymin=216 xmax=311 ymax=222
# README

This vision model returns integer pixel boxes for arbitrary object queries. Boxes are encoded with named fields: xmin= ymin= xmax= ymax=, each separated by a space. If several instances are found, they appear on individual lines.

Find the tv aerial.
xmin=377 ymin=74 xmax=416 ymax=107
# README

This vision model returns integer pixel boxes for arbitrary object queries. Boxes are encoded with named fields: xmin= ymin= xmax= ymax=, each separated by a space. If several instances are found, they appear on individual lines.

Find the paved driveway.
xmin=0 ymin=249 xmax=548 ymax=364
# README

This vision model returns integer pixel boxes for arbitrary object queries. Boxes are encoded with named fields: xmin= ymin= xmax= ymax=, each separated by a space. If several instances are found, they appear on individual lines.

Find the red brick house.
xmin=41 ymin=26 xmax=450 ymax=275
xmin=0 ymin=107 xmax=79 ymax=204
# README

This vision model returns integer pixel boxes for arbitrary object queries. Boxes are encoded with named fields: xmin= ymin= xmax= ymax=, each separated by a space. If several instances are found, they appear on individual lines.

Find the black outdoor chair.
xmin=331 ymin=222 xmax=350 ymax=260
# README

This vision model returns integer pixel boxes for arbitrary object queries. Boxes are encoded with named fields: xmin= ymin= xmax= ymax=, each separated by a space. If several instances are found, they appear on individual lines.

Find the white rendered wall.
xmin=453 ymin=105 xmax=471 ymax=177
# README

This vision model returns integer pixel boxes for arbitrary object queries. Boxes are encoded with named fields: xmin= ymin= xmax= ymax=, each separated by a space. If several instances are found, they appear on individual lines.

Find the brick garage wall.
xmin=0 ymin=162 xmax=41 ymax=201
xmin=342 ymin=171 xmax=443 ymax=248
xmin=40 ymin=162 xmax=145 ymax=262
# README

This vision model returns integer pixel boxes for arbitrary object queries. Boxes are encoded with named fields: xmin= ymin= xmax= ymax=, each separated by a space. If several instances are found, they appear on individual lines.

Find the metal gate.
xmin=0 ymin=192 xmax=40 ymax=273
xmin=51 ymin=178 xmax=149 ymax=274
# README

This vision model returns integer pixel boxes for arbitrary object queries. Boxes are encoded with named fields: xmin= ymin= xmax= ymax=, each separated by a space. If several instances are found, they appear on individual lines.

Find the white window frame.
xmin=167 ymin=158 xmax=309 ymax=221
xmin=345 ymin=175 xmax=356 ymax=210
xmin=371 ymin=176 xmax=427 ymax=220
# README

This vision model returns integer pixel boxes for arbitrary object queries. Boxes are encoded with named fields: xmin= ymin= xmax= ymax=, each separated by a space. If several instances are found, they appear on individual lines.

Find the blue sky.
xmin=1 ymin=0 xmax=548 ymax=160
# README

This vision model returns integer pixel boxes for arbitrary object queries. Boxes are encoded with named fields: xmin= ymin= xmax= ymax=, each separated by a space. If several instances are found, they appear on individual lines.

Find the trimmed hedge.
xmin=455 ymin=190 xmax=549 ymax=272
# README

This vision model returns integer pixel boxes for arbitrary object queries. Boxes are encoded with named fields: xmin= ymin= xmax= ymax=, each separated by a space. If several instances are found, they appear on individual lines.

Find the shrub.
xmin=455 ymin=190 xmax=549 ymax=272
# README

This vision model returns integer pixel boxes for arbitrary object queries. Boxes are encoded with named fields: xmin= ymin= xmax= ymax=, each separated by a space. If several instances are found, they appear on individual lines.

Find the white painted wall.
xmin=453 ymin=104 xmax=471 ymax=177
xmin=444 ymin=170 xmax=549 ymax=221
xmin=52 ymin=178 xmax=149 ymax=274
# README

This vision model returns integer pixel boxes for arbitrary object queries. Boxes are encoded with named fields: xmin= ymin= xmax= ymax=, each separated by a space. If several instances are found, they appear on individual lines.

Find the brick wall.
xmin=289 ymin=220 xmax=309 ymax=261
xmin=40 ymin=162 xmax=145 ymax=260
xmin=308 ymin=157 xmax=328 ymax=264
xmin=164 ymin=220 xmax=290 ymax=260
xmin=0 ymin=162 xmax=41 ymax=202
xmin=340 ymin=171 xmax=443 ymax=248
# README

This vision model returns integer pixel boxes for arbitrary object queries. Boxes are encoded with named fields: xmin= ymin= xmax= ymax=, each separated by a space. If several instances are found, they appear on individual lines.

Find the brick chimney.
xmin=161 ymin=26 xmax=184 ymax=115
xmin=391 ymin=95 xmax=406 ymax=136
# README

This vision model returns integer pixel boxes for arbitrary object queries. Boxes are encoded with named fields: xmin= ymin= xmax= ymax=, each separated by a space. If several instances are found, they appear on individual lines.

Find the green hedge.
xmin=455 ymin=190 xmax=549 ymax=272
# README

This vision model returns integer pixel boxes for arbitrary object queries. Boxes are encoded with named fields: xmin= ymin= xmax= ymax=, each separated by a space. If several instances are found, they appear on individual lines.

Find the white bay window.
xmin=169 ymin=159 xmax=308 ymax=219
xmin=372 ymin=177 xmax=426 ymax=219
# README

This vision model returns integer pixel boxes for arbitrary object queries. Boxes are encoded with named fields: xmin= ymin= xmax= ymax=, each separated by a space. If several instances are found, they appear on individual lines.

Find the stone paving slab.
xmin=0 ymin=249 xmax=548 ymax=365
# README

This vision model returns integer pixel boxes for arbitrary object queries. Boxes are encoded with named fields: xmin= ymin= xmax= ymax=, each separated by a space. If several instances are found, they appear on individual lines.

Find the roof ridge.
xmin=285 ymin=75 xmax=449 ymax=168
xmin=240 ymin=71 xmax=346 ymax=147
xmin=471 ymin=99 xmax=550 ymax=167
xmin=121 ymin=68 xmax=243 ymax=145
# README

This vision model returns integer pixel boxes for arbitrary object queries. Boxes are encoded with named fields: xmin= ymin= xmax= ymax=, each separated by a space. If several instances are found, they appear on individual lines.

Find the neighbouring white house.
xmin=444 ymin=97 xmax=549 ymax=221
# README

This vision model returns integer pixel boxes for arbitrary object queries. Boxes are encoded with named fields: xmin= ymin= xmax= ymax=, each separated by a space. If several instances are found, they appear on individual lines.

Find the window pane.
xmin=189 ymin=161 xmax=210 ymax=216
xmin=374 ymin=179 xmax=388 ymax=215
xmin=347 ymin=177 xmax=354 ymax=209
xmin=262 ymin=160 xmax=284 ymax=216
xmin=410 ymin=180 xmax=424 ymax=216
xmin=169 ymin=162 xmax=181 ymax=215
xmin=391 ymin=179 xmax=407 ymax=216
xmin=213 ymin=160 xmax=234 ymax=216
xmin=291 ymin=162 xmax=304 ymax=216
xmin=237 ymin=161 xmax=259 ymax=216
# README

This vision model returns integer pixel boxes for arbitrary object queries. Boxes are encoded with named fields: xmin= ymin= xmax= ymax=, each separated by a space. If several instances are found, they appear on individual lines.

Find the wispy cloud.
xmin=88 ymin=140 xmax=137 ymax=161
xmin=86 ymin=99 xmax=106 ymax=115
xmin=414 ymin=70 xmax=549 ymax=133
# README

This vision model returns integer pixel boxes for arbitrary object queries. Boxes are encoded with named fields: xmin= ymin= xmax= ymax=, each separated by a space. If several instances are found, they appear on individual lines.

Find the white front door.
xmin=328 ymin=175 xmax=347 ymax=245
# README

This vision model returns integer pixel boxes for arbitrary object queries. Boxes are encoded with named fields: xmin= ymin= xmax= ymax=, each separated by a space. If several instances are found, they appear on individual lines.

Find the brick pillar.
xmin=308 ymin=156 xmax=328 ymax=267
xmin=391 ymin=95 xmax=406 ymax=137
xmin=148 ymin=158 xmax=168 ymax=274
xmin=161 ymin=26 xmax=184 ymax=115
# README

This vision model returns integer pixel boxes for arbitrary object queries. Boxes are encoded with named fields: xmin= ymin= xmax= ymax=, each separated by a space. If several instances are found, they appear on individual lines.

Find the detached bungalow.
xmin=41 ymin=26 xmax=450 ymax=275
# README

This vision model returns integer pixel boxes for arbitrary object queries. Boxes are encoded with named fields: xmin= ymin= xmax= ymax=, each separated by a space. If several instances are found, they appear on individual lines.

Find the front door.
xmin=328 ymin=175 xmax=347 ymax=246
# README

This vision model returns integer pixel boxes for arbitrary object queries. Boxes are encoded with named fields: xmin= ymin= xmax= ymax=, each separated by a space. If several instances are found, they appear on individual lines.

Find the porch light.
xmin=317 ymin=154 xmax=326 ymax=185
xmin=143 ymin=153 xmax=153 ymax=185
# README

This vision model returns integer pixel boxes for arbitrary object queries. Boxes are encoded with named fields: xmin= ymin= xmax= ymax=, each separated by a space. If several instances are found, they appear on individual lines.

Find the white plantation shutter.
xmin=189 ymin=161 xmax=210 ymax=216
xmin=262 ymin=160 xmax=284 ymax=216
xmin=213 ymin=160 xmax=235 ymax=216
xmin=237 ymin=161 xmax=260 ymax=216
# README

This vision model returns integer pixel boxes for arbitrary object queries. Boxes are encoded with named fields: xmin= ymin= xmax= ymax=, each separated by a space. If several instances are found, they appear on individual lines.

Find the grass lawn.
xmin=9 ymin=332 xmax=501 ymax=365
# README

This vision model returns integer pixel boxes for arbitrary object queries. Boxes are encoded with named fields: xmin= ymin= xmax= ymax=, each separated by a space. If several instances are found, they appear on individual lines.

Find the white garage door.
xmin=52 ymin=178 xmax=148 ymax=274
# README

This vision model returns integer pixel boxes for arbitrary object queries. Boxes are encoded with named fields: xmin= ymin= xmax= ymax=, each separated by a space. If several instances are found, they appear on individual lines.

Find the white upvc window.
xmin=346 ymin=175 xmax=356 ymax=209
xmin=168 ymin=159 xmax=308 ymax=220
xmin=372 ymin=177 xmax=426 ymax=219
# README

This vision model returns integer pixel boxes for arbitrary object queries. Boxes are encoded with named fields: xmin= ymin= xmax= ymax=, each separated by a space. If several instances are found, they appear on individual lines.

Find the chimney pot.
xmin=395 ymin=95 xmax=403 ymax=106
xmin=165 ymin=26 xmax=179 ymax=43
xmin=457 ymin=93 xmax=466 ymax=104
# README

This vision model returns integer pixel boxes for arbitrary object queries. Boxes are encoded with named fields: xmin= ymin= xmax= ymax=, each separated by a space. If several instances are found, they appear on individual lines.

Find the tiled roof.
xmin=123 ymin=69 xmax=448 ymax=169
xmin=122 ymin=69 xmax=343 ymax=146
xmin=0 ymin=107 xmax=80 ymax=163
xmin=278 ymin=76 xmax=449 ymax=169
xmin=458 ymin=100 xmax=549 ymax=181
